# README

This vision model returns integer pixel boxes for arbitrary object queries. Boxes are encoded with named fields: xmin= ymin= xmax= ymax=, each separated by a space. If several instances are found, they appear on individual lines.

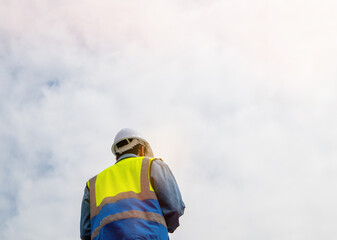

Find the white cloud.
xmin=0 ymin=0 xmax=337 ymax=239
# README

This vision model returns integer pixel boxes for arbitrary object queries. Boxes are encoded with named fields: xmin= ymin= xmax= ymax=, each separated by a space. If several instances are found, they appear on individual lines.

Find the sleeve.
xmin=150 ymin=160 xmax=186 ymax=233
xmin=80 ymin=185 xmax=91 ymax=240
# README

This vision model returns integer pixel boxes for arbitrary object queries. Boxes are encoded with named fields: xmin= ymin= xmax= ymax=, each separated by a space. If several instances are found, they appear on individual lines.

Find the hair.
xmin=115 ymin=138 xmax=144 ymax=159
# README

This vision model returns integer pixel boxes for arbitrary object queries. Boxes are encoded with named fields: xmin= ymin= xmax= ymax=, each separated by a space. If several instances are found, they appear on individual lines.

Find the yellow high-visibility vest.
xmin=87 ymin=157 xmax=168 ymax=240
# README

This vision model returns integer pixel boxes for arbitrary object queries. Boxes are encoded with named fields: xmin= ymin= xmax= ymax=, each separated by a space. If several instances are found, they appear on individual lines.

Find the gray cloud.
xmin=1 ymin=0 xmax=337 ymax=239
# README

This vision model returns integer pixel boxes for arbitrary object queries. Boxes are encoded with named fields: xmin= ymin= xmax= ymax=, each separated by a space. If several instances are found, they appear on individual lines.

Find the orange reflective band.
xmin=140 ymin=157 xmax=152 ymax=193
xmin=92 ymin=210 xmax=167 ymax=239
xmin=89 ymin=176 xmax=97 ymax=220
xmin=90 ymin=190 xmax=157 ymax=218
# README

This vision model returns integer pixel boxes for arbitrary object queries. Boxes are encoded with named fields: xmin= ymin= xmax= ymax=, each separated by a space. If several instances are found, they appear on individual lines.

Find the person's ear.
xmin=138 ymin=145 xmax=145 ymax=156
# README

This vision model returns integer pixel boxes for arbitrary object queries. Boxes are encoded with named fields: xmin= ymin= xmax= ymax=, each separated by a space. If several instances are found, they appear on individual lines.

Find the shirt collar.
xmin=116 ymin=153 xmax=138 ymax=162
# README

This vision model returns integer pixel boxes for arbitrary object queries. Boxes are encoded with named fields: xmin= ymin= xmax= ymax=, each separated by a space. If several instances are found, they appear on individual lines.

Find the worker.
xmin=80 ymin=128 xmax=185 ymax=240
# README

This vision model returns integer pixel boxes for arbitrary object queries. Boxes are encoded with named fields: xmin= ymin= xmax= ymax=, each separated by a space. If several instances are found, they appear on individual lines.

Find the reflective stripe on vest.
xmin=87 ymin=157 xmax=167 ymax=240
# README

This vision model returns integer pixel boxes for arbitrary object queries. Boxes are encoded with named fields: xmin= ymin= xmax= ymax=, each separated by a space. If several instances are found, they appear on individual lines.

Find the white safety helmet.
xmin=111 ymin=128 xmax=154 ymax=157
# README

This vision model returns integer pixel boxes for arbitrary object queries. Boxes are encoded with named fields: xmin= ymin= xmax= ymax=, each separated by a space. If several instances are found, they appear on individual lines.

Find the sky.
xmin=0 ymin=0 xmax=337 ymax=239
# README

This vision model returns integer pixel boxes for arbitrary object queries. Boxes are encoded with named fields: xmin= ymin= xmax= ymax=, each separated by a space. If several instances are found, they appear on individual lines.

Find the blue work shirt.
xmin=80 ymin=154 xmax=185 ymax=240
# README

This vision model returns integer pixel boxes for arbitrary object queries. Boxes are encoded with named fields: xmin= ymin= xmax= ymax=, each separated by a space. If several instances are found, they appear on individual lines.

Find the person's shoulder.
xmin=151 ymin=158 xmax=169 ymax=167
xmin=86 ymin=164 xmax=114 ymax=189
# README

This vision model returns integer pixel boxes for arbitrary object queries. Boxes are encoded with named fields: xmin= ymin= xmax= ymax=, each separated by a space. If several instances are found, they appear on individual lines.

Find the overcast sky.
xmin=1 ymin=0 xmax=337 ymax=239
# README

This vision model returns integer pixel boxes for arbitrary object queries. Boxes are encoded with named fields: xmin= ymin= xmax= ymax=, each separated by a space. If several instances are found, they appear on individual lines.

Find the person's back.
xmin=80 ymin=128 xmax=185 ymax=240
